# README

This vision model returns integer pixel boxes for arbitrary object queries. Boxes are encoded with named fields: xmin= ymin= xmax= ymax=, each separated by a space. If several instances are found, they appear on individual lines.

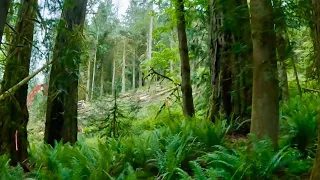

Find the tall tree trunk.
xmin=208 ymin=1 xmax=221 ymax=121
xmin=274 ymin=0 xmax=289 ymax=102
xmin=147 ymin=11 xmax=153 ymax=63
xmin=45 ymin=0 xmax=87 ymax=147
xmin=292 ymin=54 xmax=302 ymax=97
xmin=112 ymin=56 xmax=116 ymax=94
xmin=279 ymin=58 xmax=289 ymax=101
xmin=146 ymin=4 xmax=153 ymax=90
xmin=208 ymin=0 xmax=235 ymax=121
xmin=173 ymin=0 xmax=195 ymax=117
xmin=138 ymin=61 xmax=142 ymax=88
xmin=85 ymin=58 xmax=91 ymax=101
xmin=121 ymin=39 xmax=126 ymax=93
xmin=100 ymin=58 xmax=105 ymax=97
xmin=234 ymin=0 xmax=253 ymax=118
xmin=0 ymin=0 xmax=37 ymax=166
xmin=310 ymin=1 xmax=320 ymax=178
xmin=3 ymin=2 xmax=14 ymax=54
xmin=132 ymin=49 xmax=136 ymax=90
xmin=170 ymin=33 xmax=174 ymax=74
xmin=313 ymin=0 xmax=320 ymax=81
xmin=91 ymin=30 xmax=98 ymax=99
xmin=0 ymin=0 xmax=10 ymax=46
xmin=250 ymin=0 xmax=279 ymax=147
xmin=221 ymin=41 xmax=233 ymax=119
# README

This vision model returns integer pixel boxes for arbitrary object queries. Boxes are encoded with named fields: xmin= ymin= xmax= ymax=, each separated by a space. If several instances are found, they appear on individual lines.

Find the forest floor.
xmin=27 ymin=83 xmax=177 ymax=143
xmin=20 ymin=85 xmax=315 ymax=179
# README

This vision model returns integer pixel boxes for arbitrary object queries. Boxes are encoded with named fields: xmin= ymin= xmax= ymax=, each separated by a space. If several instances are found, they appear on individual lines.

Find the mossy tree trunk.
xmin=208 ymin=0 xmax=252 ymax=121
xmin=173 ymin=0 xmax=195 ymax=117
xmin=250 ymin=0 xmax=279 ymax=147
xmin=0 ymin=0 xmax=37 ymax=166
xmin=45 ymin=0 xmax=87 ymax=147
xmin=233 ymin=0 xmax=253 ymax=118
xmin=85 ymin=58 xmax=91 ymax=101
xmin=0 ymin=0 xmax=10 ymax=46
xmin=208 ymin=0 xmax=222 ymax=121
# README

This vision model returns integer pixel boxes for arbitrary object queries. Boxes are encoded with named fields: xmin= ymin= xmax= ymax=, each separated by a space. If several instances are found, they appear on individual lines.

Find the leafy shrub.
xmin=165 ymin=118 xmax=230 ymax=150
xmin=190 ymin=135 xmax=304 ymax=180
xmin=280 ymin=95 xmax=318 ymax=154
xmin=154 ymin=133 xmax=195 ymax=179
xmin=0 ymin=155 xmax=24 ymax=180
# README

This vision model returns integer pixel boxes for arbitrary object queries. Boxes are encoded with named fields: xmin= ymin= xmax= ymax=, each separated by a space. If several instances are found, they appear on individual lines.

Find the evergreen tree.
xmin=0 ymin=0 xmax=37 ymax=166
xmin=45 ymin=0 xmax=88 ymax=146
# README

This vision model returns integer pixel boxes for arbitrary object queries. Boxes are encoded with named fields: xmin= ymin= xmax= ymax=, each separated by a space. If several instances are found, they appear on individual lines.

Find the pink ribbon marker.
xmin=15 ymin=130 xmax=18 ymax=151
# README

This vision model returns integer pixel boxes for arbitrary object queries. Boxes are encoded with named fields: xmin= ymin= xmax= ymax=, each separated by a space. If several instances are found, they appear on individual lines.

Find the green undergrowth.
xmin=0 ymin=124 xmax=313 ymax=179
xmin=1 ymin=94 xmax=318 ymax=179
xmin=280 ymin=94 xmax=319 ymax=157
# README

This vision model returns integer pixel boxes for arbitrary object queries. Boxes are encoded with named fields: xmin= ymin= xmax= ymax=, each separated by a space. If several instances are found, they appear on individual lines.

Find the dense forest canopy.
xmin=1 ymin=0 xmax=320 ymax=179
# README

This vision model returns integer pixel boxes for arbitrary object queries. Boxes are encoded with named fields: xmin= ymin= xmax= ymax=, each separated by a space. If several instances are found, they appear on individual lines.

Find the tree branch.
xmin=302 ymin=87 xmax=320 ymax=93
xmin=0 ymin=60 xmax=54 ymax=102
xmin=146 ymin=68 xmax=181 ymax=86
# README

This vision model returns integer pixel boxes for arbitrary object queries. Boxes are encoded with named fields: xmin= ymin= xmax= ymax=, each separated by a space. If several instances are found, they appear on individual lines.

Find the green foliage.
xmin=190 ymin=135 xmax=307 ymax=180
xmin=27 ymin=141 xmax=115 ymax=179
xmin=147 ymin=42 xmax=179 ymax=70
xmin=155 ymin=133 xmax=195 ymax=179
xmin=0 ymin=155 xmax=24 ymax=180
xmin=1 ymin=111 xmax=313 ymax=180
xmin=165 ymin=118 xmax=230 ymax=150
xmin=280 ymin=95 xmax=318 ymax=154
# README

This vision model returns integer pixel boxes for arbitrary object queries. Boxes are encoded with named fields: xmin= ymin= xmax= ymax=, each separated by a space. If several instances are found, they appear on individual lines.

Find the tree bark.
xmin=132 ymin=49 xmax=136 ymax=90
xmin=0 ymin=0 xmax=37 ymax=166
xmin=91 ymin=30 xmax=98 ymax=99
xmin=100 ymin=58 xmax=105 ymax=97
xmin=208 ymin=0 xmax=221 ymax=121
xmin=45 ymin=0 xmax=87 ymax=147
xmin=145 ymin=3 xmax=153 ymax=90
xmin=208 ymin=0 xmax=252 ymax=121
xmin=112 ymin=56 xmax=116 ymax=94
xmin=85 ymin=58 xmax=91 ymax=101
xmin=292 ymin=54 xmax=302 ymax=97
xmin=208 ymin=0 xmax=233 ymax=121
xmin=147 ymin=10 xmax=153 ymax=63
xmin=250 ymin=0 xmax=279 ymax=147
xmin=174 ymin=0 xmax=195 ymax=117
xmin=0 ymin=0 xmax=10 ymax=46
xmin=170 ymin=32 xmax=174 ymax=74
xmin=3 ymin=2 xmax=13 ymax=50
xmin=312 ymin=0 xmax=320 ymax=80
xmin=121 ymin=38 xmax=126 ymax=93
xmin=279 ymin=58 xmax=289 ymax=101
xmin=138 ymin=61 xmax=142 ymax=88
xmin=310 ymin=0 xmax=320 ymax=178
xmin=234 ymin=0 xmax=253 ymax=118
